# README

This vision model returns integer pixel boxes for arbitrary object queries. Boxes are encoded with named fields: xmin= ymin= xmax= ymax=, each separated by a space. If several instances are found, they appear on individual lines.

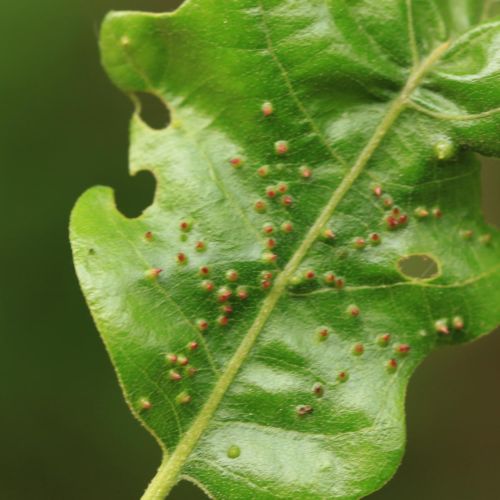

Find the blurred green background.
xmin=1 ymin=1 xmax=499 ymax=499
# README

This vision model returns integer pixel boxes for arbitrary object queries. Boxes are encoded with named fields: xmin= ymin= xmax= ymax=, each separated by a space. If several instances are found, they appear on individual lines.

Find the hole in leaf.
xmin=114 ymin=170 xmax=156 ymax=218
xmin=398 ymin=254 xmax=440 ymax=281
xmin=135 ymin=92 xmax=170 ymax=130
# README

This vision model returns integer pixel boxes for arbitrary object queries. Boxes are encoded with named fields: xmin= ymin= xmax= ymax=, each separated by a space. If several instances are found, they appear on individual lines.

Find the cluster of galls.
xmin=137 ymin=110 xmax=470 ymax=421
xmin=373 ymin=184 xmax=444 ymax=232
xmin=434 ymin=316 xmax=465 ymax=335
xmin=165 ymin=348 xmax=199 ymax=405
xmin=294 ymin=331 xmax=413 ymax=417
xmin=138 ymin=341 xmax=200 ymax=411
xmin=165 ymin=341 xmax=198 ymax=388
xmin=228 ymin=106 xmax=318 ymax=266
xmin=385 ymin=206 xmax=409 ymax=230
xmin=287 ymin=266 xmax=346 ymax=291
xmin=372 ymin=185 xmax=410 ymax=230
xmin=295 ymin=312 xmax=465 ymax=417
xmin=196 ymin=267 xmax=278 ymax=331
xmin=144 ymin=218 xmax=272 ymax=334
xmin=285 ymin=183 xmax=424 ymax=295
xmin=141 ymin=219 xmax=266 ymax=410
xmin=260 ymin=221 xmax=295 ymax=264
xmin=253 ymin=176 xmax=294 ymax=264
xmin=285 ymin=224 xmax=346 ymax=291
xmin=414 ymin=206 xmax=443 ymax=220
xmin=143 ymin=218 xmax=209 ymax=277
xmin=197 ymin=271 xmax=251 ymax=330
xmin=294 ymin=314 xmax=469 ymax=418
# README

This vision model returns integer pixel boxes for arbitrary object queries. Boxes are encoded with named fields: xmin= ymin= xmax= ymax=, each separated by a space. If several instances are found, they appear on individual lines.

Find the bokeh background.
xmin=1 ymin=1 xmax=499 ymax=499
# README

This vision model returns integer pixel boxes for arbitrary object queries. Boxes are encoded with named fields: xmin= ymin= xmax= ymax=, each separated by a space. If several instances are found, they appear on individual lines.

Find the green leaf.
xmin=70 ymin=1 xmax=500 ymax=498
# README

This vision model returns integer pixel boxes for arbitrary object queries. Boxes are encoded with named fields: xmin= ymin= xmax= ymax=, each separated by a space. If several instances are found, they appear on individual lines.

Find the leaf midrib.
xmin=141 ymin=40 xmax=451 ymax=500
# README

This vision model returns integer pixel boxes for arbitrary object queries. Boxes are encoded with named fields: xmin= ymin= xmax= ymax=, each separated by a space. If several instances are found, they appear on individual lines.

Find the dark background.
xmin=1 ymin=1 xmax=499 ymax=499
